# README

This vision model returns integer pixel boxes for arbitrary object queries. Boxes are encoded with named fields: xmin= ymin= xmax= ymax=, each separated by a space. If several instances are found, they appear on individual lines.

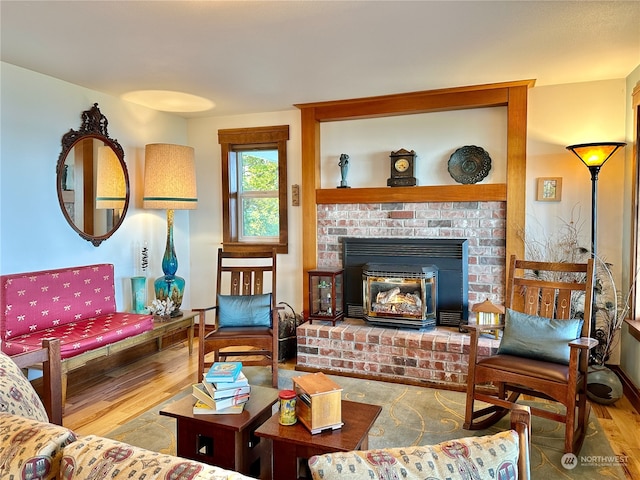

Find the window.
xmin=219 ymin=125 xmax=289 ymax=253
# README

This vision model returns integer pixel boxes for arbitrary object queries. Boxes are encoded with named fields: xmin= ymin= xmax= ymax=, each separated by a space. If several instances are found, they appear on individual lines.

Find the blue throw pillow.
xmin=217 ymin=293 xmax=272 ymax=328
xmin=497 ymin=308 xmax=584 ymax=365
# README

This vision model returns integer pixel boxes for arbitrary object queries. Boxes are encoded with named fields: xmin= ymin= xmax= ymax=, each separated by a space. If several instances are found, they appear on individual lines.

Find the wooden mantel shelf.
xmin=316 ymin=183 xmax=507 ymax=204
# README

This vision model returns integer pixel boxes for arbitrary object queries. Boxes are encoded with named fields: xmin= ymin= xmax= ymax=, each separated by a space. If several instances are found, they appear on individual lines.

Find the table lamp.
xmin=143 ymin=143 xmax=197 ymax=316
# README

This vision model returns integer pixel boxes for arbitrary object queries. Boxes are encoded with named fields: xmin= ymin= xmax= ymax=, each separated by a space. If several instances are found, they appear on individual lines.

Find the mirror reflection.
xmin=57 ymin=104 xmax=129 ymax=246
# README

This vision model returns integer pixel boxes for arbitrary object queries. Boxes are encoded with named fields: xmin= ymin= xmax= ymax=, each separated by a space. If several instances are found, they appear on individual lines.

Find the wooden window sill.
xmin=624 ymin=318 xmax=640 ymax=342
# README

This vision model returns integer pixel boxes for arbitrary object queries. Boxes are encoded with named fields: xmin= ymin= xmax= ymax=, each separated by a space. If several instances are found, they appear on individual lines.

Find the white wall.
xmin=0 ymin=62 xmax=191 ymax=311
xmin=526 ymin=80 xmax=627 ymax=281
xmin=320 ymin=107 xmax=507 ymax=188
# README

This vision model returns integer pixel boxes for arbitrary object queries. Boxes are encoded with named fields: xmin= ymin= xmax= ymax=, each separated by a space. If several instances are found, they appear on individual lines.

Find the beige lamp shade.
xmin=143 ymin=143 xmax=198 ymax=210
xmin=96 ymin=146 xmax=126 ymax=209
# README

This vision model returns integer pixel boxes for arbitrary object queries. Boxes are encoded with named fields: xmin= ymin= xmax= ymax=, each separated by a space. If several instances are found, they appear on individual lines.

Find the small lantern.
xmin=471 ymin=299 xmax=505 ymax=339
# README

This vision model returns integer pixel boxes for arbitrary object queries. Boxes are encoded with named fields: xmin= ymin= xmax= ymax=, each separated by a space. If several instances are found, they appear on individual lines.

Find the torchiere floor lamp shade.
xmin=143 ymin=143 xmax=197 ymax=315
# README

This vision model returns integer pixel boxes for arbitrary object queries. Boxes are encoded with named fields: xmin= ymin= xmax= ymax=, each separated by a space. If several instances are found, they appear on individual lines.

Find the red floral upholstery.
xmin=1 ymin=264 xmax=153 ymax=358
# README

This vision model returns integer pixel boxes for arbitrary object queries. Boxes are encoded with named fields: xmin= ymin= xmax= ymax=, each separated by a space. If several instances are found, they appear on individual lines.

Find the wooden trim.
xmin=218 ymin=125 xmax=290 ymax=143
xmin=631 ymin=84 xmax=640 ymax=319
xmin=295 ymin=80 xmax=535 ymax=121
xmin=297 ymin=80 xmax=534 ymax=316
xmin=218 ymin=125 xmax=290 ymax=253
xmin=505 ymin=84 xmax=529 ymax=265
xmin=625 ymin=318 xmax=640 ymax=343
xmin=611 ymin=365 xmax=640 ymax=415
xmin=300 ymin=107 xmax=320 ymax=315
xmin=316 ymin=184 xmax=507 ymax=204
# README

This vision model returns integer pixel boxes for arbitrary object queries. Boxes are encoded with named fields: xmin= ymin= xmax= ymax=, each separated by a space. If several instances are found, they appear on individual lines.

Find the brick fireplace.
xmin=295 ymin=200 xmax=506 ymax=389
xmin=316 ymin=201 xmax=506 ymax=307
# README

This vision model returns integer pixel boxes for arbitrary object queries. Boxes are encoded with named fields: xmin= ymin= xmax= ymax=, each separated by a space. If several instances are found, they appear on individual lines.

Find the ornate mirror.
xmin=56 ymin=104 xmax=130 ymax=246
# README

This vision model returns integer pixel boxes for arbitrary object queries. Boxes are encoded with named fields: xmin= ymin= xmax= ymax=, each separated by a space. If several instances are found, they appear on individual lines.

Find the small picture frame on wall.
xmin=536 ymin=177 xmax=562 ymax=202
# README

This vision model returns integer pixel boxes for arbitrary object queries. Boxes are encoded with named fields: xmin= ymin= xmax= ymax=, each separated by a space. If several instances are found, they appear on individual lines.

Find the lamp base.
xmin=154 ymin=274 xmax=185 ymax=316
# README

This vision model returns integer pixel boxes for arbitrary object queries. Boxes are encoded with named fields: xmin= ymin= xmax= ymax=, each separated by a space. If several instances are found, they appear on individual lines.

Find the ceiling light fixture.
xmin=122 ymin=90 xmax=214 ymax=113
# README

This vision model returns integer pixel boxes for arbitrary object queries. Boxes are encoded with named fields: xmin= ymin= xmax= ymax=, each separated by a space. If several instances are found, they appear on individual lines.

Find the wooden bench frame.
xmin=39 ymin=311 xmax=197 ymax=407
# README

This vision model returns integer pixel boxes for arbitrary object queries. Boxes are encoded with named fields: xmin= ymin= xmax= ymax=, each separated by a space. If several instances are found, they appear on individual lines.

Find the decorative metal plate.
xmin=447 ymin=145 xmax=492 ymax=184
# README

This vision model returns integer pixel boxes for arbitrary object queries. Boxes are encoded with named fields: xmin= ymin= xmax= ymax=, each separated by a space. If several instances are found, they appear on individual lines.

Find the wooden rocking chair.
xmin=464 ymin=255 xmax=597 ymax=454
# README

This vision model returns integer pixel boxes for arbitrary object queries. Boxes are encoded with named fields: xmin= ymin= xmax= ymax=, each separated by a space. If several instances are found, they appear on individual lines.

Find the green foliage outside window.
xmin=240 ymin=152 xmax=279 ymax=237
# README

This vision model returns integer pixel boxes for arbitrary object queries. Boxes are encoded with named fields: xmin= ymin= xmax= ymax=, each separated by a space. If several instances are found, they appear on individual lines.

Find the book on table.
xmin=203 ymin=370 xmax=249 ymax=390
xmin=204 ymin=361 xmax=243 ymax=383
xmin=192 ymin=383 xmax=250 ymax=411
xmin=193 ymin=399 xmax=245 ymax=415
xmin=202 ymin=379 xmax=251 ymax=400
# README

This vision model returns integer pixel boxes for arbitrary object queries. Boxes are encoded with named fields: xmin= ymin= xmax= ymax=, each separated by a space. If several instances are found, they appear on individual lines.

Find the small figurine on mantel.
xmin=338 ymin=153 xmax=350 ymax=188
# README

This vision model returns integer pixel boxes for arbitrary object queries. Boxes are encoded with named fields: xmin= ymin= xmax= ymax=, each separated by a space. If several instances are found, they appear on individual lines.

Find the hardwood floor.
xmin=62 ymin=338 xmax=639 ymax=479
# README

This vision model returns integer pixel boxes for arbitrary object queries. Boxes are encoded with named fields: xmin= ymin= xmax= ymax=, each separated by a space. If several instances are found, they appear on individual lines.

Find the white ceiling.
xmin=2 ymin=0 xmax=639 ymax=118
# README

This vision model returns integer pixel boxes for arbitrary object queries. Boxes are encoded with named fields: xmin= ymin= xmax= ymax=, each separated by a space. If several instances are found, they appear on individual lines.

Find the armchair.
xmin=195 ymin=248 xmax=280 ymax=387
xmin=464 ymin=255 xmax=596 ymax=454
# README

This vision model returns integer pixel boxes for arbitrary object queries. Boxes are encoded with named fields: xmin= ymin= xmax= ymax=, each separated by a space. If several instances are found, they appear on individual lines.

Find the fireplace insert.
xmin=342 ymin=237 xmax=468 ymax=328
xmin=363 ymin=263 xmax=437 ymax=329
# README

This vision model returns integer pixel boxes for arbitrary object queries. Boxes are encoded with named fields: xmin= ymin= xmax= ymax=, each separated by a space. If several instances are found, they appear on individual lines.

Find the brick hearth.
xmin=296 ymin=318 xmax=500 ymax=391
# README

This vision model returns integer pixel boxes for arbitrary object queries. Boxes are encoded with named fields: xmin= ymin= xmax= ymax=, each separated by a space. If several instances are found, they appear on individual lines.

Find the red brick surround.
xmin=316 ymin=201 xmax=507 ymax=308
xmin=296 ymin=318 xmax=500 ymax=391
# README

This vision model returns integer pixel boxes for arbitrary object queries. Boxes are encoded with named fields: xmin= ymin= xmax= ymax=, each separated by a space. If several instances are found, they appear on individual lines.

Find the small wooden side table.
xmin=160 ymin=385 xmax=279 ymax=479
xmin=255 ymin=399 xmax=382 ymax=480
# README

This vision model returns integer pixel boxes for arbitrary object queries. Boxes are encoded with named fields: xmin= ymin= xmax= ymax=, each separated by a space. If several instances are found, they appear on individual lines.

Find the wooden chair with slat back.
xmin=195 ymin=248 xmax=280 ymax=387
xmin=464 ymin=254 xmax=597 ymax=454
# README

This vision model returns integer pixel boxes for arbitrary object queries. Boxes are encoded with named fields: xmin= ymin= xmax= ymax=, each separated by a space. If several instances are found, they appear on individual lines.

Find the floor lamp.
xmin=143 ymin=143 xmax=198 ymax=316
xmin=566 ymin=142 xmax=625 ymax=349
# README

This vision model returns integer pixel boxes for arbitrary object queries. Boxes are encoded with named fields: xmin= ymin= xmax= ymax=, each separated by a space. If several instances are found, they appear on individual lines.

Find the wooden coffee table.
xmin=255 ymin=399 xmax=382 ymax=480
xmin=160 ymin=384 xmax=279 ymax=479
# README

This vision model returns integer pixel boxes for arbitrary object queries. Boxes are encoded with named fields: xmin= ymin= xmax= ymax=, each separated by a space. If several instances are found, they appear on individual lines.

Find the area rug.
xmin=105 ymin=367 xmax=626 ymax=480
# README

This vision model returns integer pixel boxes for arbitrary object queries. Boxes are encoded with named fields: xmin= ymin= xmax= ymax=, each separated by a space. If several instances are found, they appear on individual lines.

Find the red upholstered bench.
xmin=1 ymin=264 xmax=154 ymax=402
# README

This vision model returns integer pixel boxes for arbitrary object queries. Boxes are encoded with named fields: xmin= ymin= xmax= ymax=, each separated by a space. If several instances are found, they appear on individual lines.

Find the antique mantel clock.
xmin=387 ymin=148 xmax=417 ymax=187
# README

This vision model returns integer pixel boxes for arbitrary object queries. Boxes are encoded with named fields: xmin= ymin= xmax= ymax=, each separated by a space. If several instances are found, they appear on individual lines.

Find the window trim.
xmin=219 ymin=125 xmax=289 ymax=254
xmin=631 ymin=87 xmax=640 ymax=322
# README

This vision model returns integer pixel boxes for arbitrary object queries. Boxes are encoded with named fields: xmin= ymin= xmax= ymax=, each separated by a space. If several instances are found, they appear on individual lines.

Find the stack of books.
xmin=192 ymin=361 xmax=250 ymax=414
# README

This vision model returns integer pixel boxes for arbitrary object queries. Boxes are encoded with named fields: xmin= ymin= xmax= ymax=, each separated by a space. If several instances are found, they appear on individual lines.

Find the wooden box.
xmin=292 ymin=372 xmax=343 ymax=434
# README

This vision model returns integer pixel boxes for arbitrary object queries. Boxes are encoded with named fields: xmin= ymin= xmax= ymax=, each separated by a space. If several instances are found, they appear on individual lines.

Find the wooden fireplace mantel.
xmin=296 ymin=79 xmax=535 ymax=316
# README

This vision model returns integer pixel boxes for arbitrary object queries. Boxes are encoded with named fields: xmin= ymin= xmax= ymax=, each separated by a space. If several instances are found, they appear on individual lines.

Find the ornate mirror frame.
xmin=56 ymin=103 xmax=130 ymax=246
